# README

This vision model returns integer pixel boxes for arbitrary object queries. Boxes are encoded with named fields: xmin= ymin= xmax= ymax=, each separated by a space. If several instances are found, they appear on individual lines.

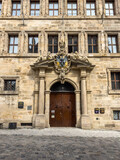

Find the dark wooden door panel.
xmin=50 ymin=92 xmax=76 ymax=127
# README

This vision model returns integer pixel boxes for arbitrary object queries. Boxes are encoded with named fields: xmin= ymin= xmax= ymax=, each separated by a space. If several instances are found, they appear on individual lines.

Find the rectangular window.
xmin=30 ymin=1 xmax=40 ymax=16
xmin=12 ymin=1 xmax=21 ymax=16
xmin=0 ymin=1 xmax=2 ymax=16
xmin=88 ymin=35 xmax=98 ymax=53
xmin=28 ymin=36 xmax=38 ymax=53
xmin=108 ymin=35 xmax=117 ymax=53
xmin=4 ymin=80 xmax=16 ymax=91
xmin=113 ymin=111 xmax=120 ymax=120
xmin=9 ymin=36 xmax=18 ymax=53
xmin=67 ymin=0 xmax=77 ymax=16
xmin=86 ymin=0 xmax=96 ymax=16
xmin=105 ymin=0 xmax=114 ymax=16
xmin=68 ymin=35 xmax=78 ymax=53
xmin=48 ymin=35 xmax=58 ymax=53
xmin=111 ymin=72 xmax=120 ymax=90
xmin=49 ymin=0 xmax=58 ymax=16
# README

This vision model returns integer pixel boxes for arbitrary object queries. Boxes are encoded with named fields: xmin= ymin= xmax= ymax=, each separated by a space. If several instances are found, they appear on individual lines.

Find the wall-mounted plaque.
xmin=18 ymin=102 xmax=24 ymax=109
xmin=94 ymin=108 xmax=99 ymax=114
xmin=27 ymin=106 xmax=32 ymax=110
xmin=100 ymin=108 xmax=105 ymax=114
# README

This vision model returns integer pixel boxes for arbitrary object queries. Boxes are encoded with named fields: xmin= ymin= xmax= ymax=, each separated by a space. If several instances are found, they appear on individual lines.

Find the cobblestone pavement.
xmin=0 ymin=128 xmax=120 ymax=160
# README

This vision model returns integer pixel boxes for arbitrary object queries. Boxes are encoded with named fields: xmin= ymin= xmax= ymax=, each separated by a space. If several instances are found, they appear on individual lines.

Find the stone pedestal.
xmin=33 ymin=114 xmax=45 ymax=129
xmin=81 ymin=115 xmax=92 ymax=129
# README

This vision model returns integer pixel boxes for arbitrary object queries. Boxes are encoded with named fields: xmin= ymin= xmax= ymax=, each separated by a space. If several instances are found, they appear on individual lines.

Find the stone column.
xmin=75 ymin=90 xmax=81 ymax=128
xmin=80 ymin=69 xmax=91 ymax=129
xmin=45 ymin=91 xmax=50 ymax=128
xmin=33 ymin=68 xmax=46 ymax=129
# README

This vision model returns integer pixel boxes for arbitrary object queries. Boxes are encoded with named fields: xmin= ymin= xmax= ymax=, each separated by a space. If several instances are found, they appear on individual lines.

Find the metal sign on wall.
xmin=18 ymin=102 xmax=24 ymax=109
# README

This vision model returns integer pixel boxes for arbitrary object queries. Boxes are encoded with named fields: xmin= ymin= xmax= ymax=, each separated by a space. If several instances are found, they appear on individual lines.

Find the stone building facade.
xmin=0 ymin=0 xmax=120 ymax=129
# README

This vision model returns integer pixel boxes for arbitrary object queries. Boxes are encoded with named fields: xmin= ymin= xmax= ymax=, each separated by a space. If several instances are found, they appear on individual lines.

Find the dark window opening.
xmin=48 ymin=35 xmax=58 ymax=53
xmin=21 ymin=123 xmax=32 ymax=126
xmin=28 ymin=36 xmax=38 ymax=53
xmin=113 ymin=111 xmax=120 ymax=120
xmin=88 ymin=35 xmax=98 ymax=53
xmin=111 ymin=72 xmax=120 ymax=90
xmin=68 ymin=35 xmax=78 ymax=53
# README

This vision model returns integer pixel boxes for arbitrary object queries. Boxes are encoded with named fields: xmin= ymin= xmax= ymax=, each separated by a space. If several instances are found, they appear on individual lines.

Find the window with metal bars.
xmin=88 ymin=35 xmax=98 ymax=53
xmin=111 ymin=72 xmax=120 ymax=90
xmin=86 ymin=0 xmax=96 ymax=16
xmin=48 ymin=35 xmax=58 ymax=53
xmin=0 ymin=1 xmax=2 ymax=16
xmin=105 ymin=0 xmax=115 ymax=16
xmin=12 ymin=1 xmax=21 ymax=16
xmin=28 ymin=36 xmax=38 ymax=53
xmin=30 ymin=1 xmax=40 ymax=16
xmin=113 ymin=111 xmax=120 ymax=120
xmin=4 ymin=80 xmax=16 ymax=91
xmin=108 ymin=35 xmax=117 ymax=53
xmin=49 ymin=0 xmax=58 ymax=16
xmin=67 ymin=0 xmax=77 ymax=16
xmin=9 ymin=36 xmax=18 ymax=53
xmin=68 ymin=35 xmax=78 ymax=53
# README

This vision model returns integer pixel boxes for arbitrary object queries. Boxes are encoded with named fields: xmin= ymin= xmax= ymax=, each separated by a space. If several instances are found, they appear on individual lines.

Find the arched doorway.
xmin=50 ymin=82 xmax=76 ymax=127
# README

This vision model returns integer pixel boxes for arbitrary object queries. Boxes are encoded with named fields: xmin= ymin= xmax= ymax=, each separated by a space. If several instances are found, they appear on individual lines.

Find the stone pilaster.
xmin=75 ymin=90 xmax=81 ymax=128
xmin=45 ymin=91 xmax=50 ymax=128
xmin=80 ymin=69 xmax=91 ymax=129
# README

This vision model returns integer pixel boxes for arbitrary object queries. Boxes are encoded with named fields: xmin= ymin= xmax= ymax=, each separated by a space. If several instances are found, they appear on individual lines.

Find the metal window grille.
xmin=4 ymin=80 xmax=16 ymax=91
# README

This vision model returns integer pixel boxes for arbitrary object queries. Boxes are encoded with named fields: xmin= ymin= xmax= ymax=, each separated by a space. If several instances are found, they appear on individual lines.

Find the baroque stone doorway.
xmin=50 ymin=82 xmax=76 ymax=127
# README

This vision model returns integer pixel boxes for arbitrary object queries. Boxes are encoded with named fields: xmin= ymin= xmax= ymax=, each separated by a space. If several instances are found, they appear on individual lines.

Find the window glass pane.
xmin=68 ymin=10 xmax=72 ymax=16
xmin=113 ymin=46 xmax=117 ymax=53
xmin=111 ymin=72 xmax=114 ymax=80
xmin=29 ymin=45 xmax=33 ymax=53
xmin=91 ymin=3 xmax=95 ymax=9
xmin=31 ymin=10 xmax=34 ymax=16
xmin=36 ymin=10 xmax=39 ymax=16
xmin=31 ymin=3 xmax=35 ymax=9
xmin=112 ymin=82 xmax=115 ymax=89
xmin=48 ymin=46 xmax=52 ymax=53
xmin=17 ymin=4 xmax=21 ymax=9
xmin=12 ymin=11 xmax=16 ymax=16
xmin=34 ymin=37 xmax=38 ymax=45
xmin=110 ymin=10 xmax=114 ymax=15
xmin=108 ymin=37 xmax=111 ymax=44
xmin=49 ymin=10 xmax=53 ymax=16
xmin=86 ymin=3 xmax=90 ymax=9
xmin=109 ymin=3 xmax=113 ymax=9
xmin=88 ymin=36 xmax=92 ymax=44
xmin=13 ymin=3 xmax=16 ymax=9
xmin=10 ymin=37 xmax=14 ymax=44
xmin=49 ymin=3 xmax=53 ymax=9
xmin=68 ymin=46 xmax=72 ymax=53
xmin=93 ymin=46 xmax=97 ymax=53
xmin=17 ymin=10 xmax=20 ymax=16
xmin=74 ymin=46 xmax=78 ymax=52
xmin=36 ymin=3 xmax=40 ymax=9
xmin=112 ymin=37 xmax=116 ymax=44
xmin=14 ymin=46 xmax=18 ymax=53
xmin=54 ymin=3 xmax=58 ymax=9
xmin=116 ymin=82 xmax=120 ymax=89
xmin=15 ymin=37 xmax=18 ymax=44
xmin=73 ymin=10 xmax=77 ymax=16
xmin=54 ymin=46 xmax=58 ymax=53
xmin=93 ymin=37 xmax=97 ymax=44
xmin=116 ymin=73 xmax=120 ymax=80
xmin=114 ymin=111 xmax=118 ymax=120
xmin=9 ymin=46 xmax=13 ymax=53
xmin=73 ymin=4 xmax=77 ymax=9
xmin=105 ymin=3 xmax=109 ymax=9
xmin=119 ymin=112 xmax=120 ymax=120
xmin=54 ymin=37 xmax=58 ymax=44
xmin=108 ymin=46 xmax=112 ymax=53
xmin=68 ymin=4 xmax=72 ymax=9
xmin=87 ymin=10 xmax=90 ymax=16
xmin=48 ymin=37 xmax=52 ymax=44
xmin=0 ymin=3 xmax=2 ymax=10
xmin=106 ymin=10 xmax=109 ymax=16
xmin=34 ymin=44 xmax=38 ymax=53
xmin=68 ymin=37 xmax=72 ymax=44
xmin=54 ymin=10 xmax=58 ymax=16
xmin=88 ymin=46 xmax=92 ymax=53
xmin=91 ymin=10 xmax=95 ymax=16
xmin=74 ymin=37 xmax=78 ymax=44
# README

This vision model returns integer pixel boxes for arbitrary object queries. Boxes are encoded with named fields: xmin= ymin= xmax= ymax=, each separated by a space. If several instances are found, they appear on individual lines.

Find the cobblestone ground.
xmin=0 ymin=129 xmax=120 ymax=160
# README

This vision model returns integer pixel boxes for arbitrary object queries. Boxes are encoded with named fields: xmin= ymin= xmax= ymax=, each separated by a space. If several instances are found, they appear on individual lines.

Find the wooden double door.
xmin=50 ymin=92 xmax=76 ymax=127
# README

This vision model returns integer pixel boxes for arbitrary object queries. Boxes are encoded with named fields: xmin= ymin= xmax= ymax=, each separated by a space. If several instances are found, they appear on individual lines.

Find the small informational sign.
xmin=94 ymin=108 xmax=99 ymax=114
xmin=100 ymin=108 xmax=105 ymax=114
xmin=51 ymin=115 xmax=55 ymax=118
xmin=18 ymin=102 xmax=24 ymax=109
xmin=27 ymin=106 xmax=32 ymax=110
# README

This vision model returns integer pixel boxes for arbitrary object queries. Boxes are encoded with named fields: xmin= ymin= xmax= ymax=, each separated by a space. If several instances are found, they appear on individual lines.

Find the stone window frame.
xmin=107 ymin=68 xmax=120 ymax=95
xmin=6 ymin=32 xmax=21 ymax=55
xmin=0 ymin=76 xmax=19 ymax=95
xmin=106 ymin=32 xmax=120 ymax=54
xmin=86 ymin=31 xmax=100 ymax=55
xmin=24 ymin=31 xmax=41 ymax=56
xmin=110 ymin=107 xmax=120 ymax=121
